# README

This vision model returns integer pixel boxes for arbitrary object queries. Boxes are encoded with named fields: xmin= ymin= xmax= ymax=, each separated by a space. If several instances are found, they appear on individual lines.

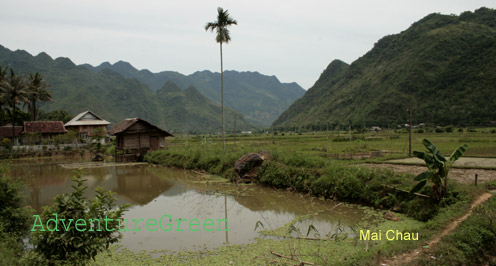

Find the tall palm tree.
xmin=2 ymin=69 xmax=29 ymax=142
xmin=27 ymin=72 xmax=52 ymax=121
xmin=205 ymin=7 xmax=237 ymax=152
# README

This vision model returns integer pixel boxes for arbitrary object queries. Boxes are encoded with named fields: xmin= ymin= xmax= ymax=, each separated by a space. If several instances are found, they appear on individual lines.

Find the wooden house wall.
xmin=118 ymin=133 xmax=165 ymax=150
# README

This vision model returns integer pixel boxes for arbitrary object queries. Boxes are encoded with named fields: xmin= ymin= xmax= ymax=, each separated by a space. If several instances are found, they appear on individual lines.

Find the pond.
xmin=11 ymin=158 xmax=367 ymax=252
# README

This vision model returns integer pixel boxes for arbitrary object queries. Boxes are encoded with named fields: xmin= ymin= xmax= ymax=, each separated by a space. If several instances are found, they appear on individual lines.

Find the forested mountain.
xmin=273 ymin=7 xmax=496 ymax=129
xmin=83 ymin=62 xmax=305 ymax=126
xmin=0 ymin=45 xmax=252 ymax=133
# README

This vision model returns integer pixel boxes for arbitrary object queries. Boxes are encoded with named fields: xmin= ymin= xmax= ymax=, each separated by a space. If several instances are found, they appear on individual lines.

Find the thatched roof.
xmin=65 ymin=110 xmax=110 ymax=127
xmin=22 ymin=121 xmax=67 ymax=134
xmin=108 ymin=118 xmax=173 ymax=136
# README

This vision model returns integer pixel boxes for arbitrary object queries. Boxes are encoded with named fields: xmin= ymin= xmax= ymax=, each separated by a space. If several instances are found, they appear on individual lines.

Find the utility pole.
xmin=233 ymin=115 xmax=237 ymax=147
xmin=408 ymin=107 xmax=412 ymax=157
xmin=348 ymin=120 xmax=352 ymax=141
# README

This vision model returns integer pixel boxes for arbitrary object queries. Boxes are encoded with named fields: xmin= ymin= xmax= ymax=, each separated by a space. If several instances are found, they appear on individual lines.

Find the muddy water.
xmin=12 ymin=158 xmax=366 ymax=252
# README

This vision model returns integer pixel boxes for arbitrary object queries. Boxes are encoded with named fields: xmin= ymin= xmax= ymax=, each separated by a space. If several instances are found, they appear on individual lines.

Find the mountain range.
xmin=82 ymin=61 xmax=305 ymax=127
xmin=0 ymin=45 xmax=304 ymax=133
xmin=273 ymin=7 xmax=496 ymax=129
xmin=0 ymin=45 xmax=254 ymax=133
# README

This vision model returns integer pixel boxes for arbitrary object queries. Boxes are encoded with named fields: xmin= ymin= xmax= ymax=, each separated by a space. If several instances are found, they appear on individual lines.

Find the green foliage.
xmin=410 ymin=139 xmax=467 ymax=201
xmin=30 ymin=169 xmax=128 ymax=265
xmin=274 ymin=8 xmax=496 ymax=129
xmin=1 ymin=138 xmax=11 ymax=150
xmin=39 ymin=109 xmax=72 ymax=123
xmin=0 ymin=163 xmax=32 ymax=264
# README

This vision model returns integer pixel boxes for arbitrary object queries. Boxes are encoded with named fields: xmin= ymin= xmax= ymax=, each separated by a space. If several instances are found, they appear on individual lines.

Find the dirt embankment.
xmin=364 ymin=163 xmax=496 ymax=184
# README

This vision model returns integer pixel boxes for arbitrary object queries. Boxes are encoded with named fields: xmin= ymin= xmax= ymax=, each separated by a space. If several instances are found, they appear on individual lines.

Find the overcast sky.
xmin=0 ymin=0 xmax=494 ymax=89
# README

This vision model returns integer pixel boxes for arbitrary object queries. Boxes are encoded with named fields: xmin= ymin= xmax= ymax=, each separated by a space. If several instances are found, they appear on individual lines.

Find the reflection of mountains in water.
xmin=233 ymin=188 xmax=361 ymax=225
xmin=112 ymin=166 xmax=184 ymax=205
xmin=17 ymin=164 xmax=188 ymax=213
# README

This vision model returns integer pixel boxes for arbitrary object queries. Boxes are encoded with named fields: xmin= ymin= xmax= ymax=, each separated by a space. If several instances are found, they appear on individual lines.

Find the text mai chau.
xmin=360 ymin=229 xmax=418 ymax=241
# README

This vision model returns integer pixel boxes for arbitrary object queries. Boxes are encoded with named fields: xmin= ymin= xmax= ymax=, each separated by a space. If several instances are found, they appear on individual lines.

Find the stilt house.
xmin=108 ymin=118 xmax=173 ymax=162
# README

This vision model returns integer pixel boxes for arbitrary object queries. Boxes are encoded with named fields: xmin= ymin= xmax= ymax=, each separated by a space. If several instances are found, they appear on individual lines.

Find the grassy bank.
xmin=145 ymin=145 xmax=473 ymax=221
xmin=414 ymin=190 xmax=496 ymax=265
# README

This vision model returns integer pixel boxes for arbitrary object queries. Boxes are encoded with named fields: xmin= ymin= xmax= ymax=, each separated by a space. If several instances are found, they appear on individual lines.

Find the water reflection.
xmin=12 ymin=160 xmax=366 ymax=252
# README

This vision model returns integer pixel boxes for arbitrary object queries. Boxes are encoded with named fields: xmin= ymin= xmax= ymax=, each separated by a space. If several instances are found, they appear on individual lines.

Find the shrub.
xmin=29 ymin=170 xmax=128 ymax=265
xmin=0 ymin=164 xmax=32 ymax=264
xmin=435 ymin=127 xmax=445 ymax=133
xmin=1 ymin=138 xmax=12 ymax=150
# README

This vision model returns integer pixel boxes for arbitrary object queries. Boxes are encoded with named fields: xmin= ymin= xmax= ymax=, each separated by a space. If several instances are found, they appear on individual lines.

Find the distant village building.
xmin=65 ymin=110 xmax=111 ymax=142
xmin=0 ymin=124 xmax=23 ymax=145
xmin=22 ymin=121 xmax=67 ymax=144
xmin=370 ymin=126 xmax=382 ymax=132
xmin=108 ymin=118 xmax=173 ymax=162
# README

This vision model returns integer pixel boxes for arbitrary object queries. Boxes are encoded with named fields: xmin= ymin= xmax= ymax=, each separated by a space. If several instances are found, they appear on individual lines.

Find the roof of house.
xmin=65 ymin=110 xmax=111 ymax=127
xmin=108 ymin=118 xmax=173 ymax=137
xmin=22 ymin=121 xmax=68 ymax=134
xmin=0 ymin=125 xmax=23 ymax=138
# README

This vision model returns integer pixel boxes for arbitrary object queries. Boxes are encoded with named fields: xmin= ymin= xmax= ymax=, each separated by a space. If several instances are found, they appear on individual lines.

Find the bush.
xmin=29 ymin=170 xmax=128 ymax=265
xmin=0 ymin=164 xmax=32 ymax=264
xmin=1 ymin=138 xmax=11 ymax=150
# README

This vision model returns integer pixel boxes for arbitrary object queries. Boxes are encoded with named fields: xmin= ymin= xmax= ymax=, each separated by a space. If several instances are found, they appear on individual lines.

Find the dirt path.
xmin=381 ymin=192 xmax=493 ymax=265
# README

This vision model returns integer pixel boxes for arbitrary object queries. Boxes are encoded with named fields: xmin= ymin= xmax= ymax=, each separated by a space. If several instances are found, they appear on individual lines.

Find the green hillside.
xmin=273 ymin=7 xmax=496 ymax=129
xmin=84 ymin=62 xmax=305 ymax=127
xmin=0 ymin=46 xmax=252 ymax=133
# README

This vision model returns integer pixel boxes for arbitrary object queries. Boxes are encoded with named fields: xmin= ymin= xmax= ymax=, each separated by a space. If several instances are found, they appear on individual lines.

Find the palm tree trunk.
xmin=220 ymin=42 xmax=225 ymax=152
xmin=12 ymin=103 xmax=16 ymax=145
xmin=32 ymin=100 xmax=37 ymax=121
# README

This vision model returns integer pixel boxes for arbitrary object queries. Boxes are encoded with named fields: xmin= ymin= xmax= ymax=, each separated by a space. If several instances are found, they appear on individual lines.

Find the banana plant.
xmin=410 ymin=139 xmax=467 ymax=201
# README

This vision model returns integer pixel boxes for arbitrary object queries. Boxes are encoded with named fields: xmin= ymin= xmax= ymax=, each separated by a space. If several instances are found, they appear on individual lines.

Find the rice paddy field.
xmin=167 ymin=128 xmax=496 ymax=161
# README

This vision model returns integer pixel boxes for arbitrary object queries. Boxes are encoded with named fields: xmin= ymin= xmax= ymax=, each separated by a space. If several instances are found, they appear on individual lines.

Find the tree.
xmin=410 ymin=139 xmax=467 ymax=201
xmin=29 ymin=170 xmax=128 ymax=265
xmin=205 ymin=7 xmax=237 ymax=152
xmin=27 ymin=72 xmax=52 ymax=121
xmin=39 ymin=109 xmax=73 ymax=123
xmin=1 ymin=70 xmax=29 ymax=142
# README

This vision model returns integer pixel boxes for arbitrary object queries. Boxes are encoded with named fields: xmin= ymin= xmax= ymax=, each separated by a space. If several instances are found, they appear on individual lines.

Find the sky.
xmin=0 ymin=0 xmax=494 ymax=90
